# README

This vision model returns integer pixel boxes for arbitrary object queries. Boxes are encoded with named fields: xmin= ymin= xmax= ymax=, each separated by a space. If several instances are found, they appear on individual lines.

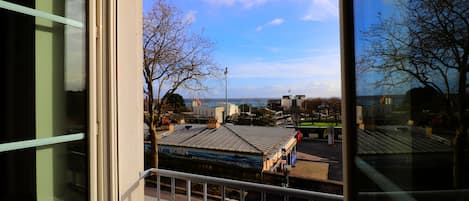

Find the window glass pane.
xmin=0 ymin=141 xmax=87 ymax=200
xmin=353 ymin=0 xmax=469 ymax=200
xmin=0 ymin=0 xmax=88 ymax=200
xmin=65 ymin=0 xmax=87 ymax=134
xmin=0 ymin=0 xmax=36 ymax=144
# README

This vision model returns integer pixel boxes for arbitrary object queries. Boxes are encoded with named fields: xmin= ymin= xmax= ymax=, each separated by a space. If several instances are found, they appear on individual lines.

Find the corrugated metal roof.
xmin=357 ymin=127 xmax=451 ymax=154
xmin=158 ymin=124 xmax=295 ymax=156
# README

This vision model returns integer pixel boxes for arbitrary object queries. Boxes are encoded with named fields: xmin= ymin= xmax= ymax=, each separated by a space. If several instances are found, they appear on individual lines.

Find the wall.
xmin=159 ymin=145 xmax=263 ymax=169
xmin=281 ymin=96 xmax=291 ymax=110
xmin=263 ymin=137 xmax=297 ymax=171
xmin=116 ymin=0 xmax=144 ymax=200
xmin=217 ymin=103 xmax=240 ymax=116
xmin=193 ymin=105 xmax=225 ymax=123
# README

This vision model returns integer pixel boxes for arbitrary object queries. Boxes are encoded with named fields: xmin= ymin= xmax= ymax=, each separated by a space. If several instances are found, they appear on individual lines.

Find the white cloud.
xmin=178 ymin=53 xmax=342 ymax=98
xmin=302 ymin=0 xmax=338 ymax=22
xmin=204 ymin=0 xmax=267 ymax=9
xmin=256 ymin=18 xmax=285 ymax=32
xmin=239 ymin=0 xmax=268 ymax=8
xmin=228 ymin=54 xmax=340 ymax=79
xmin=223 ymin=78 xmax=341 ymax=98
xmin=184 ymin=10 xmax=197 ymax=23
xmin=203 ymin=0 xmax=235 ymax=6
xmin=268 ymin=18 xmax=284 ymax=25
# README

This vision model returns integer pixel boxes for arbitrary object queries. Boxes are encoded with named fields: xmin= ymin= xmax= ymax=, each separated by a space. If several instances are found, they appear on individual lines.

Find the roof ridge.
xmin=178 ymin=127 xmax=206 ymax=144
xmin=223 ymin=125 xmax=263 ymax=154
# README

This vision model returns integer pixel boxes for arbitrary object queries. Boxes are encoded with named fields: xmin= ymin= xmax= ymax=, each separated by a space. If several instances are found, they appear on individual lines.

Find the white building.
xmin=281 ymin=95 xmax=292 ymax=110
xmin=217 ymin=102 xmax=240 ymax=116
xmin=191 ymin=102 xmax=239 ymax=123
xmin=281 ymin=95 xmax=306 ymax=111
xmin=192 ymin=105 xmax=225 ymax=123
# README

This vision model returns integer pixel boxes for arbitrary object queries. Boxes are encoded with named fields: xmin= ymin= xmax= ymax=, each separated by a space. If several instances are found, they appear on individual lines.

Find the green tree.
xmin=165 ymin=93 xmax=187 ymax=112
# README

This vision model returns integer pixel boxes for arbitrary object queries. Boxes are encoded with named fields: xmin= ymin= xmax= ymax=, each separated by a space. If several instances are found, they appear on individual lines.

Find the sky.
xmin=143 ymin=0 xmax=341 ymax=99
xmin=65 ymin=0 xmax=86 ymax=91
xmin=353 ymin=0 xmax=436 ymax=96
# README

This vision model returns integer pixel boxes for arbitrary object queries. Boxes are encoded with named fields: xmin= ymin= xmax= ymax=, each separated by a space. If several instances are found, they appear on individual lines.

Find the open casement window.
xmin=0 ymin=0 xmax=144 ymax=200
xmin=0 ymin=0 xmax=88 ymax=200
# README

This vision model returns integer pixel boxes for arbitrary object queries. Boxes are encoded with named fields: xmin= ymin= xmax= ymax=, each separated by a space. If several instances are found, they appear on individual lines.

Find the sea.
xmin=183 ymin=95 xmax=406 ymax=108
xmin=184 ymin=98 xmax=272 ymax=108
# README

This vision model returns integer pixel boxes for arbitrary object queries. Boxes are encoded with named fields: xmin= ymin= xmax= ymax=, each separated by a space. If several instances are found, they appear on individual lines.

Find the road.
xmin=296 ymin=140 xmax=343 ymax=181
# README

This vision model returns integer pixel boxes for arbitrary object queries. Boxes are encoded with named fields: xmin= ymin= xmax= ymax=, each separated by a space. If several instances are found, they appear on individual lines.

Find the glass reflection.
xmin=353 ymin=0 xmax=468 ymax=200
xmin=0 ymin=0 xmax=88 ymax=200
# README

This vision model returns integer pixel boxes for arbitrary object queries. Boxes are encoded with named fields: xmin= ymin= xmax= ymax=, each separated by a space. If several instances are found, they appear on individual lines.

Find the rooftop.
xmin=357 ymin=127 xmax=452 ymax=155
xmin=159 ymin=124 xmax=295 ymax=157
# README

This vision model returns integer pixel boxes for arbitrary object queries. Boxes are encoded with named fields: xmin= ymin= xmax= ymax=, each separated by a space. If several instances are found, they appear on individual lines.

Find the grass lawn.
xmin=299 ymin=121 xmax=342 ymax=127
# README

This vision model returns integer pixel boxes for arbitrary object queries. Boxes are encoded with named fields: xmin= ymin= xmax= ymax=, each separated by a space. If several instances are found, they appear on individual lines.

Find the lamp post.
xmin=224 ymin=67 xmax=228 ymax=123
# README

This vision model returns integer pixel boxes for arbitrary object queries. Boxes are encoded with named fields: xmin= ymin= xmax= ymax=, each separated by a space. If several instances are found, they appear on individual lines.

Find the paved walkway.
xmin=289 ymin=160 xmax=329 ymax=181
xmin=296 ymin=152 xmax=323 ymax=161
xmin=296 ymin=140 xmax=342 ymax=181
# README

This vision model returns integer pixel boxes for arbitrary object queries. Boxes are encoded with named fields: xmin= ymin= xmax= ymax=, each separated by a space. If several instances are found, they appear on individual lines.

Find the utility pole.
xmin=224 ymin=67 xmax=228 ymax=124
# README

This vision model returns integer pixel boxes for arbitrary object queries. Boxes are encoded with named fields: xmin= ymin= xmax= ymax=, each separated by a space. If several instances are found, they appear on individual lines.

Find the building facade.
xmin=217 ymin=102 xmax=240 ymax=116
xmin=281 ymin=95 xmax=306 ymax=111
xmin=192 ymin=105 xmax=225 ymax=123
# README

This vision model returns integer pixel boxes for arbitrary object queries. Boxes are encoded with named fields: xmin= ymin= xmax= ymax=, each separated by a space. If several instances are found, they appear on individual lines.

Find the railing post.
xmin=157 ymin=175 xmax=161 ymax=201
xmin=187 ymin=180 xmax=191 ymax=201
xmin=171 ymin=177 xmax=175 ymax=201
xmin=261 ymin=192 xmax=266 ymax=201
xmin=221 ymin=185 xmax=225 ymax=201
xmin=240 ymin=189 xmax=245 ymax=201
xmin=203 ymin=182 xmax=208 ymax=201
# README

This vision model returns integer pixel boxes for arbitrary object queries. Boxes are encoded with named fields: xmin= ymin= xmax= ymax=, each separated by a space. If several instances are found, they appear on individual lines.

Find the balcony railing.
xmin=140 ymin=168 xmax=344 ymax=201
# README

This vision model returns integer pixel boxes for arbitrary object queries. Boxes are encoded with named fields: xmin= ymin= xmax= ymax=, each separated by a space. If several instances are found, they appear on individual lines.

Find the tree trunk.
xmin=151 ymin=106 xmax=163 ymax=168
xmin=150 ymin=125 xmax=159 ymax=168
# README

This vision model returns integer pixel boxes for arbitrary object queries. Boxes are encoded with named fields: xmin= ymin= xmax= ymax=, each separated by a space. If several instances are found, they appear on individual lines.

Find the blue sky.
xmin=143 ymin=0 xmax=340 ymax=99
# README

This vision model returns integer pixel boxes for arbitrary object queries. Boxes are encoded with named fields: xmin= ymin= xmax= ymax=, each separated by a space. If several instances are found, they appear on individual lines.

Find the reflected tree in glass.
xmin=357 ymin=0 xmax=468 ymax=188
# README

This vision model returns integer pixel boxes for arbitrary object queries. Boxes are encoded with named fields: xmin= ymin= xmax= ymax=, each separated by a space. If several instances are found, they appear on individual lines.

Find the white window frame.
xmin=89 ymin=1 xmax=144 ymax=201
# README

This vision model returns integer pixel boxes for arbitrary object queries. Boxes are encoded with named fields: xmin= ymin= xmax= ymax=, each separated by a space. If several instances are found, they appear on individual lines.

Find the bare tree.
xmin=326 ymin=97 xmax=341 ymax=125
xmin=143 ymin=0 xmax=221 ymax=167
xmin=358 ymin=0 xmax=468 ymax=187
xmin=302 ymin=98 xmax=323 ymax=120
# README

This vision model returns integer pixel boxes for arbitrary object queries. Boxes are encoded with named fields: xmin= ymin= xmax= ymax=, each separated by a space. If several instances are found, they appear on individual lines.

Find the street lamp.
xmin=224 ymin=67 xmax=228 ymax=123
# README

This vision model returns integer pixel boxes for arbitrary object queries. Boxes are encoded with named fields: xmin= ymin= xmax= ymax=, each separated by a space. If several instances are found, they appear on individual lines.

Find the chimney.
xmin=168 ymin=123 xmax=174 ymax=133
xmin=207 ymin=119 xmax=220 ymax=129
xmin=162 ymin=123 xmax=175 ymax=133
xmin=178 ymin=118 xmax=186 ymax=124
